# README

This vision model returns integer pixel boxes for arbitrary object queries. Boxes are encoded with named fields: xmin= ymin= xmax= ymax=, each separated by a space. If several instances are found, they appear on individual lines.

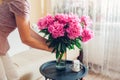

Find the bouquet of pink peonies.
xmin=37 ymin=14 xmax=93 ymax=62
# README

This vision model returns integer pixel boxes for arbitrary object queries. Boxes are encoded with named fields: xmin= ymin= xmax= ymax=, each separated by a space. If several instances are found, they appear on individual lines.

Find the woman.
xmin=0 ymin=0 xmax=52 ymax=80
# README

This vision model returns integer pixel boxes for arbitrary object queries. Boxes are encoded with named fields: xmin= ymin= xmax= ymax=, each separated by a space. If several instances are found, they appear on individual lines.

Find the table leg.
xmin=45 ymin=77 xmax=54 ymax=80
xmin=77 ymin=78 xmax=83 ymax=80
xmin=45 ymin=77 xmax=47 ymax=80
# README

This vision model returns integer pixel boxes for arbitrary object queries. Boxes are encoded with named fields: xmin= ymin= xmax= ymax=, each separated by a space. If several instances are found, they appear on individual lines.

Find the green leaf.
xmin=58 ymin=42 xmax=61 ymax=52
xmin=75 ymin=39 xmax=81 ymax=49
xmin=46 ymin=40 xmax=50 ymax=43
xmin=58 ymin=53 xmax=64 ymax=62
xmin=60 ymin=44 xmax=64 ymax=53
xmin=48 ymin=42 xmax=55 ymax=48
xmin=56 ymin=50 xmax=60 ymax=59
xmin=39 ymin=29 xmax=50 ymax=37
xmin=50 ymin=39 xmax=58 ymax=48
xmin=71 ymin=40 xmax=75 ymax=45
xmin=67 ymin=46 xmax=71 ymax=49
xmin=61 ymin=43 xmax=67 ymax=52
xmin=68 ymin=44 xmax=74 ymax=50
xmin=52 ymin=48 xmax=56 ymax=53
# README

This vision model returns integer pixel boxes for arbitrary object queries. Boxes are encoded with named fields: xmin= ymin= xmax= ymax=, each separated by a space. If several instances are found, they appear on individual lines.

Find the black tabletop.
xmin=39 ymin=60 xmax=88 ymax=80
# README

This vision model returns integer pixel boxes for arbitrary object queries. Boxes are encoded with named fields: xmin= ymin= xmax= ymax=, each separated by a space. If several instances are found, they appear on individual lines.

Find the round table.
xmin=39 ymin=60 xmax=88 ymax=80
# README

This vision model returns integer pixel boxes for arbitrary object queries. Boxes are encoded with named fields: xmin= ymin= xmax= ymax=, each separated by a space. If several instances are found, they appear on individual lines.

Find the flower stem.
xmin=57 ymin=52 xmax=66 ymax=65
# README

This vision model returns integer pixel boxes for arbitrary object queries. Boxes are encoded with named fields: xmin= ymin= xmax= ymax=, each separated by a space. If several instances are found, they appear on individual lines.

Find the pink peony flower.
xmin=37 ymin=15 xmax=54 ymax=29
xmin=37 ymin=14 xmax=94 ymax=41
xmin=37 ymin=14 xmax=94 ymax=56
xmin=48 ymin=21 xmax=65 ymax=38
xmin=81 ymin=28 xmax=94 ymax=42
xmin=80 ymin=16 xmax=92 ymax=27
xmin=66 ymin=22 xmax=82 ymax=39
xmin=68 ymin=14 xmax=80 ymax=23
xmin=55 ymin=13 xmax=69 ymax=23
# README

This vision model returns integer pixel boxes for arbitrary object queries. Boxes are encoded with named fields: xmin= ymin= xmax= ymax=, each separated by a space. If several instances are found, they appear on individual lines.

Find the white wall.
xmin=8 ymin=29 xmax=29 ymax=56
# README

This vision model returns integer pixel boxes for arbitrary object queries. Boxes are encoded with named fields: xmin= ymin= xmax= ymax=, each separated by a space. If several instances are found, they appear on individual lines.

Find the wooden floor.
xmin=84 ymin=71 xmax=113 ymax=80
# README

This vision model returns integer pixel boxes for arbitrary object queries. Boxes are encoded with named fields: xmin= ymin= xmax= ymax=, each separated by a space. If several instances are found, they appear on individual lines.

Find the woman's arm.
xmin=15 ymin=15 xmax=52 ymax=52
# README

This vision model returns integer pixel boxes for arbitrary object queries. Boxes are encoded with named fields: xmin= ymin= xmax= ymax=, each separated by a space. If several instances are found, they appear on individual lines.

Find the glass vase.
xmin=56 ymin=52 xmax=66 ymax=70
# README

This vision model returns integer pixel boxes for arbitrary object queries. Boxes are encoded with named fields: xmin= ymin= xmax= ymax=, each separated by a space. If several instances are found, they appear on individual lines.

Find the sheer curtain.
xmin=39 ymin=0 xmax=120 ymax=79
xmin=82 ymin=0 xmax=120 ymax=79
